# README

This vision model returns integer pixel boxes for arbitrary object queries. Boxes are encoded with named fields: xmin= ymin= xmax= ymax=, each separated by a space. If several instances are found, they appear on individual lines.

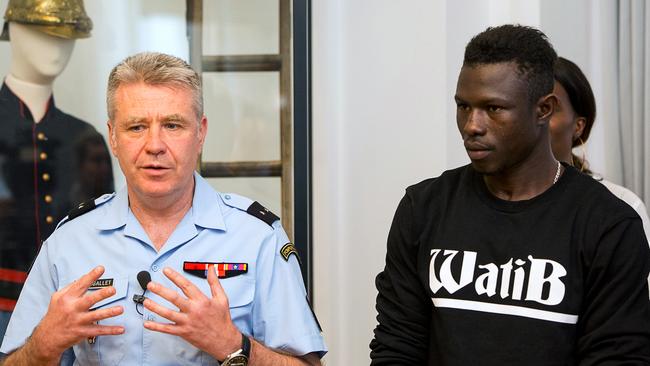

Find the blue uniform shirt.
xmin=0 ymin=173 xmax=326 ymax=365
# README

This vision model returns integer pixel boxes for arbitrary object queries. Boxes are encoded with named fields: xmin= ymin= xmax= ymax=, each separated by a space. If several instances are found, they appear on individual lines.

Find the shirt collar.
xmin=96 ymin=185 xmax=129 ymax=230
xmin=95 ymin=172 xmax=227 ymax=231
xmin=1 ymin=81 xmax=55 ymax=122
xmin=192 ymin=172 xmax=227 ymax=231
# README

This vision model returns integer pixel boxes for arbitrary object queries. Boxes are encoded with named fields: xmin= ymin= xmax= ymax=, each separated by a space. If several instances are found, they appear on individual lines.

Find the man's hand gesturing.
xmin=143 ymin=266 xmax=242 ymax=361
xmin=30 ymin=266 xmax=125 ymax=363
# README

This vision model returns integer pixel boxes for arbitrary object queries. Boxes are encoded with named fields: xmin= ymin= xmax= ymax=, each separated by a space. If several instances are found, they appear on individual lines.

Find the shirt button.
xmin=45 ymin=216 xmax=53 ymax=224
xmin=37 ymin=132 xmax=46 ymax=141
xmin=44 ymin=195 xmax=53 ymax=203
xmin=39 ymin=152 xmax=47 ymax=160
xmin=147 ymin=315 xmax=154 ymax=321
xmin=225 ymin=194 xmax=231 ymax=200
xmin=42 ymin=173 xmax=50 ymax=181
xmin=151 ymin=265 xmax=159 ymax=272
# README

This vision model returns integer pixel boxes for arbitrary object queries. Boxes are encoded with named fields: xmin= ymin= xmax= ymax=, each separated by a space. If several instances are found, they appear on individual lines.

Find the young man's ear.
xmin=536 ymin=93 xmax=557 ymax=125
xmin=573 ymin=117 xmax=586 ymax=142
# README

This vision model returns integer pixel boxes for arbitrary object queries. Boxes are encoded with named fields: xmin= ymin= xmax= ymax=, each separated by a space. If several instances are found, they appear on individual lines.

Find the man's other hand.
xmin=143 ymin=266 xmax=241 ymax=361
xmin=31 ymin=266 xmax=125 ymax=362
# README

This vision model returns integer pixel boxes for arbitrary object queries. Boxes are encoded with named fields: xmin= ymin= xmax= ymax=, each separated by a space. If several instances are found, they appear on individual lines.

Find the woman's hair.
xmin=554 ymin=56 xmax=596 ymax=174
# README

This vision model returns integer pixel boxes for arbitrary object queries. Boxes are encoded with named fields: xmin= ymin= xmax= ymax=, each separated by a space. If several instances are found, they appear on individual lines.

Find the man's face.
xmin=108 ymin=82 xmax=207 ymax=201
xmin=455 ymin=62 xmax=543 ymax=175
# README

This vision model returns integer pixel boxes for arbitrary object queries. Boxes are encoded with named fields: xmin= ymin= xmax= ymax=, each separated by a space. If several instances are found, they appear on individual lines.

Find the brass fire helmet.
xmin=0 ymin=0 xmax=92 ymax=41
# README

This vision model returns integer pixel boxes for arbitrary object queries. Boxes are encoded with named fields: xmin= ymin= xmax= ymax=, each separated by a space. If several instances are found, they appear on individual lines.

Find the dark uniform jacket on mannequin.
xmin=0 ymin=82 xmax=114 ymax=311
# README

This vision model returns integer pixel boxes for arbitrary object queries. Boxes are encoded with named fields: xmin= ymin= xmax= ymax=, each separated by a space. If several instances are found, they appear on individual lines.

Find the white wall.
xmin=312 ymin=1 xmax=448 ymax=364
xmin=312 ymin=1 xmax=611 ymax=364
xmin=540 ymin=0 xmax=618 ymax=180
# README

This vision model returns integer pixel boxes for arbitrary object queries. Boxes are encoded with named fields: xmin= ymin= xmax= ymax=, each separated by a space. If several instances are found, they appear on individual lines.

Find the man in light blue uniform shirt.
xmin=0 ymin=52 xmax=325 ymax=365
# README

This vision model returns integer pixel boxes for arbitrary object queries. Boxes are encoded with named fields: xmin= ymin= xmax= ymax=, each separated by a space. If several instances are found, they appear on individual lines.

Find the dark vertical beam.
xmin=186 ymin=0 xmax=203 ymax=75
xmin=293 ymin=0 xmax=313 ymax=297
xmin=186 ymin=0 xmax=203 ymax=173
xmin=279 ymin=0 xmax=294 ymax=242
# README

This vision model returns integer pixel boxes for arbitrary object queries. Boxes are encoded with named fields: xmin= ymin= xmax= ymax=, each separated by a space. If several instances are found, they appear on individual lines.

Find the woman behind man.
xmin=550 ymin=56 xmax=650 ymax=238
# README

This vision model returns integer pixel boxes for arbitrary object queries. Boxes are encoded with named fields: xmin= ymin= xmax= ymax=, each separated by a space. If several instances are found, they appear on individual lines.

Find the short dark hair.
xmin=554 ymin=56 xmax=596 ymax=146
xmin=463 ymin=24 xmax=557 ymax=104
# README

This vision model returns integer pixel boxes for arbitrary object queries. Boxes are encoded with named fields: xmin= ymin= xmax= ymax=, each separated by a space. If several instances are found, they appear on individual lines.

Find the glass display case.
xmin=0 ymin=0 xmax=313 ymax=292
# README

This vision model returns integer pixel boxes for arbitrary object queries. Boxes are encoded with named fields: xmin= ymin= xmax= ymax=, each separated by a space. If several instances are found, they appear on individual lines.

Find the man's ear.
xmin=107 ymin=120 xmax=118 ymax=157
xmin=536 ymin=93 xmax=556 ymax=125
xmin=573 ymin=117 xmax=586 ymax=142
xmin=198 ymin=115 xmax=208 ymax=148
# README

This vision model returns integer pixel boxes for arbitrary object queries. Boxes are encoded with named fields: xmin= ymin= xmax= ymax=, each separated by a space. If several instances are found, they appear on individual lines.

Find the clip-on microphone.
xmin=133 ymin=271 xmax=151 ymax=314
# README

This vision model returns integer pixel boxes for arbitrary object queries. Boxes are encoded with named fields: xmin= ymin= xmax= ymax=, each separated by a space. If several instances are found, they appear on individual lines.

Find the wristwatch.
xmin=220 ymin=333 xmax=251 ymax=366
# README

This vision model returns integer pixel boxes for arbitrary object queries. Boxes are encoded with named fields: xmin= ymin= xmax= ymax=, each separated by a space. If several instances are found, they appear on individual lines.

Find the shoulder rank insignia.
xmin=220 ymin=193 xmax=280 ymax=227
xmin=57 ymin=193 xmax=115 ymax=228
xmin=280 ymin=242 xmax=300 ymax=263
xmin=246 ymin=201 xmax=280 ymax=227
xmin=68 ymin=199 xmax=97 ymax=221
xmin=183 ymin=262 xmax=248 ymax=279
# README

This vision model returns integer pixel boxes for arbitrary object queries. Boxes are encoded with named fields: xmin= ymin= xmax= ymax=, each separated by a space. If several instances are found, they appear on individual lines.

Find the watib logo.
xmin=429 ymin=249 xmax=567 ymax=306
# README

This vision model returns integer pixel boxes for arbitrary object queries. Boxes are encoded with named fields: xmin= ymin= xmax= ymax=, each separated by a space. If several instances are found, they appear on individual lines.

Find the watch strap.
xmin=220 ymin=333 xmax=251 ymax=364
xmin=241 ymin=332 xmax=251 ymax=357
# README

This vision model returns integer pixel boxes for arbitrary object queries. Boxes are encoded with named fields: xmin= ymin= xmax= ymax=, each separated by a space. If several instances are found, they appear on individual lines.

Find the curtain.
xmin=618 ymin=0 xmax=650 ymax=202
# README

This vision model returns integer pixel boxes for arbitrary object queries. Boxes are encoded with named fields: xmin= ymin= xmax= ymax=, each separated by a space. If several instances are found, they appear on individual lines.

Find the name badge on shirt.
xmin=89 ymin=278 xmax=114 ymax=290
xmin=183 ymin=262 xmax=248 ymax=279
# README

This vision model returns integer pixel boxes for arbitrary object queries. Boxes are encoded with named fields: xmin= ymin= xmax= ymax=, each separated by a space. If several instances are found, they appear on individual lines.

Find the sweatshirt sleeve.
xmin=578 ymin=217 xmax=650 ymax=365
xmin=370 ymin=193 xmax=431 ymax=364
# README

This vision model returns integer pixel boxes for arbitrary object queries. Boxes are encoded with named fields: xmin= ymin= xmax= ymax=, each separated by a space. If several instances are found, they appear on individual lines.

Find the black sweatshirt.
xmin=370 ymin=164 xmax=650 ymax=365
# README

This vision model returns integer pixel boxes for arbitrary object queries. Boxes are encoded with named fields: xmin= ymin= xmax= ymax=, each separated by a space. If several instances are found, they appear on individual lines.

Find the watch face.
xmin=224 ymin=354 xmax=248 ymax=366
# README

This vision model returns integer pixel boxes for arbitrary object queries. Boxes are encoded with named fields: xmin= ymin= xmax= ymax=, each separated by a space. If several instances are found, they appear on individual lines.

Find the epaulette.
xmin=220 ymin=192 xmax=279 ymax=227
xmin=56 ymin=193 xmax=116 ymax=229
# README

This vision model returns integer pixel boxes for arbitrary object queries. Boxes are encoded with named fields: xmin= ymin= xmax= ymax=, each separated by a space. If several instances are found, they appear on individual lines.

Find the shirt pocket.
xmin=221 ymin=276 xmax=255 ymax=327
xmin=72 ymin=275 xmax=128 ymax=366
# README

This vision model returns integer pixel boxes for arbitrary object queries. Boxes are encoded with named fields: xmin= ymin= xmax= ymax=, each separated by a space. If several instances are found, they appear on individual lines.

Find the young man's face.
xmin=455 ymin=62 xmax=544 ymax=176
xmin=108 ymin=82 xmax=207 ymax=202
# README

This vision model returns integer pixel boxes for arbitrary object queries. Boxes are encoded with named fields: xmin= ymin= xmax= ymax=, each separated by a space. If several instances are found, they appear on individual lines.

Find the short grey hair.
xmin=106 ymin=52 xmax=203 ymax=121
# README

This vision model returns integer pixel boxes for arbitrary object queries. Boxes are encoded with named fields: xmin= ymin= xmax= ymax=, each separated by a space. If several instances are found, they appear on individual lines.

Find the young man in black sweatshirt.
xmin=370 ymin=24 xmax=650 ymax=365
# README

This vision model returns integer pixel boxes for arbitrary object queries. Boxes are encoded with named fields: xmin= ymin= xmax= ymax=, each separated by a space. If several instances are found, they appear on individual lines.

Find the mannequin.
xmin=5 ymin=22 xmax=75 ymax=122
xmin=0 ymin=0 xmax=113 ymax=340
